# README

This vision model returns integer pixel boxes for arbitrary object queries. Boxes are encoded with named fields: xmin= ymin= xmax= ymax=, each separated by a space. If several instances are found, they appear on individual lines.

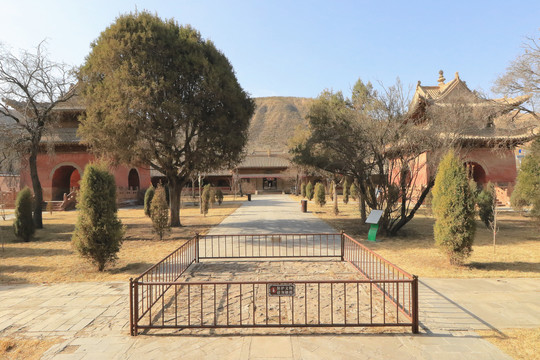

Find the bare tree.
xmin=291 ymin=76 xmax=519 ymax=235
xmin=494 ymin=33 xmax=540 ymax=110
xmin=0 ymin=41 xmax=75 ymax=228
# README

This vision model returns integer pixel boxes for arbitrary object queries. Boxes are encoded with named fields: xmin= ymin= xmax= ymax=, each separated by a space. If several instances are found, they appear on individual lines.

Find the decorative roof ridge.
xmin=491 ymin=94 xmax=532 ymax=107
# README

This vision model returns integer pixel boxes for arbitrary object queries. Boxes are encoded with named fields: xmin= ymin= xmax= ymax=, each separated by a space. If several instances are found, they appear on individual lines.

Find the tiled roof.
xmin=237 ymin=155 xmax=291 ymax=168
xmin=149 ymin=155 xmax=291 ymax=178
xmin=41 ymin=127 xmax=80 ymax=144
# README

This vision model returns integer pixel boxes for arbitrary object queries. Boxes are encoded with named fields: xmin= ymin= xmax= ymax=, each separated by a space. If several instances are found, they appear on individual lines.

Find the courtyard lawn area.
xmin=0 ymin=197 xmax=243 ymax=284
xmin=478 ymin=328 xmax=540 ymax=360
xmin=294 ymin=196 xmax=540 ymax=278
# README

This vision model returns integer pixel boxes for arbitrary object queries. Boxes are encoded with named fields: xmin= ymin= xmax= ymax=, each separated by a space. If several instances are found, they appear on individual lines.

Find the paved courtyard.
xmin=0 ymin=194 xmax=538 ymax=359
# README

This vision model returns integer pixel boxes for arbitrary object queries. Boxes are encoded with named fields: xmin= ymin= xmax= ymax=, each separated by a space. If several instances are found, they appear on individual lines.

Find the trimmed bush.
xmin=144 ymin=185 xmax=155 ymax=217
xmin=215 ymin=188 xmax=224 ymax=205
xmin=477 ymin=182 xmax=495 ymax=228
xmin=202 ymin=184 xmax=211 ymax=216
xmin=301 ymin=183 xmax=306 ymax=198
xmin=314 ymin=182 xmax=326 ymax=207
xmin=343 ymin=179 xmax=350 ymax=204
xmin=511 ymin=138 xmax=540 ymax=221
xmin=150 ymin=184 xmax=170 ymax=240
xmin=306 ymin=181 xmax=314 ymax=201
xmin=210 ymin=186 xmax=216 ymax=207
xmin=72 ymin=164 xmax=125 ymax=271
xmin=350 ymin=183 xmax=358 ymax=200
xmin=13 ymin=187 xmax=35 ymax=242
xmin=432 ymin=151 xmax=476 ymax=265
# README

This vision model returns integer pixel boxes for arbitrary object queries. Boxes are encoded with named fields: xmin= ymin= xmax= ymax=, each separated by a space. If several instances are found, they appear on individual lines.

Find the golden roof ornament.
xmin=438 ymin=70 xmax=446 ymax=86
xmin=455 ymin=71 xmax=460 ymax=80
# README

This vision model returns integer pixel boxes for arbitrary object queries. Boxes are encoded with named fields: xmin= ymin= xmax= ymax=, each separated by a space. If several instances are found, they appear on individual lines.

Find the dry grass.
xmin=0 ymin=337 xmax=62 ymax=360
xmin=295 ymin=196 xmax=540 ymax=278
xmin=0 ymin=198 xmax=242 ymax=284
xmin=477 ymin=328 xmax=540 ymax=360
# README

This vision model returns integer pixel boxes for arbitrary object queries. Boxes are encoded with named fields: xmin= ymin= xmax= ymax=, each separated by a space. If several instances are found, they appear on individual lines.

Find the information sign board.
xmin=267 ymin=283 xmax=296 ymax=297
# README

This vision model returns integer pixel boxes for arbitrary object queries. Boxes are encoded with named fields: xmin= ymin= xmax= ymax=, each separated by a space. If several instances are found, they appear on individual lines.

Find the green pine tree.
xmin=432 ymin=151 xmax=476 ymax=265
xmin=315 ymin=182 xmax=326 ymax=207
xmin=144 ymin=185 xmax=155 ymax=217
xmin=343 ymin=179 xmax=350 ymax=204
xmin=477 ymin=182 xmax=495 ymax=228
xmin=72 ymin=164 xmax=125 ymax=271
xmin=150 ymin=184 xmax=170 ymax=240
xmin=306 ymin=181 xmax=314 ymax=201
xmin=13 ymin=187 xmax=35 ymax=242
xmin=511 ymin=138 xmax=540 ymax=221
xmin=350 ymin=183 xmax=358 ymax=201
xmin=301 ymin=183 xmax=306 ymax=198
xmin=202 ymin=184 xmax=211 ymax=216
xmin=215 ymin=188 xmax=224 ymax=205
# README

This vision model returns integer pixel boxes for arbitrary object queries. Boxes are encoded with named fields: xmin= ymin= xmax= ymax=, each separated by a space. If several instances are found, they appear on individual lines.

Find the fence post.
xmin=195 ymin=233 xmax=200 ymax=263
xmin=412 ymin=275 xmax=419 ymax=334
xmin=129 ymin=278 xmax=133 ymax=336
xmin=340 ymin=231 xmax=345 ymax=261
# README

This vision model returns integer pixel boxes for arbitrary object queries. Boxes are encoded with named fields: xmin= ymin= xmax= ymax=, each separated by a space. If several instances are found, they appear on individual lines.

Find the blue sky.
xmin=1 ymin=0 xmax=539 ymax=98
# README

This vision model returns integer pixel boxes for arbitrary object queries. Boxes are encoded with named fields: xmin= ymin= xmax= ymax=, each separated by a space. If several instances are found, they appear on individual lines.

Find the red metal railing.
xmin=199 ymin=233 xmax=342 ymax=259
xmin=130 ymin=236 xmax=198 ymax=336
xmin=130 ymin=233 xmax=419 ymax=335
xmin=133 ymin=279 xmax=415 ymax=331
xmin=342 ymin=234 xmax=418 ymax=332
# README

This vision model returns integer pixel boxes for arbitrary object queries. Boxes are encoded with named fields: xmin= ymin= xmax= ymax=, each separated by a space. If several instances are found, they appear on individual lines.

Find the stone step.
xmin=42 ymin=201 xmax=64 ymax=211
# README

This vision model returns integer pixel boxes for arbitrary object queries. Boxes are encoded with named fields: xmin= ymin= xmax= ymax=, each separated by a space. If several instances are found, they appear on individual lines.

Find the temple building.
xmin=15 ymin=89 xmax=151 ymax=209
xmin=407 ymin=70 xmax=538 ymax=204
xmin=5 ymin=72 xmax=539 ymax=208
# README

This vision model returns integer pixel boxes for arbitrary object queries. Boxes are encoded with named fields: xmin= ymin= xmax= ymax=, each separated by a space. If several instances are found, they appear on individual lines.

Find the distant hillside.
xmin=247 ymin=96 xmax=313 ymax=153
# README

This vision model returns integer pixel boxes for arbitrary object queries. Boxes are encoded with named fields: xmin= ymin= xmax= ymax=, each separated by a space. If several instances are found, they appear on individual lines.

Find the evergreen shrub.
xmin=72 ymin=164 xmax=124 ymax=271
xmin=343 ymin=179 xmax=350 ymax=204
xmin=144 ymin=185 xmax=155 ymax=217
xmin=315 ymin=182 xmax=326 ymax=207
xmin=306 ymin=181 xmax=314 ymax=201
xmin=13 ymin=187 xmax=35 ymax=242
xmin=432 ymin=151 xmax=476 ymax=265
xmin=477 ymin=182 xmax=495 ymax=228
xmin=150 ymin=184 xmax=170 ymax=240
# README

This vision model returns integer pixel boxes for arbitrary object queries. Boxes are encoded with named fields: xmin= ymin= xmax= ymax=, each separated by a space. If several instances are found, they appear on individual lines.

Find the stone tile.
xmin=250 ymin=336 xmax=293 ymax=358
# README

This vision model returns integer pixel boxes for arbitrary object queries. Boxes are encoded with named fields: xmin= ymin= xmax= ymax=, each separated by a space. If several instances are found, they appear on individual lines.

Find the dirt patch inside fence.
xmin=141 ymin=259 xmax=409 ymax=336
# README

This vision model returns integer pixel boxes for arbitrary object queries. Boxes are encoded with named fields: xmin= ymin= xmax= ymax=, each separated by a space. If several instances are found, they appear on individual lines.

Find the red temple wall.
xmin=460 ymin=148 xmax=517 ymax=184
xmin=19 ymin=151 xmax=151 ymax=201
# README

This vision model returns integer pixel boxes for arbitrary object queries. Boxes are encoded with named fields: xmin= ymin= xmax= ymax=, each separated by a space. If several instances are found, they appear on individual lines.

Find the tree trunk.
xmin=359 ymin=192 xmax=367 ymax=222
xmin=168 ymin=177 xmax=183 ymax=227
xmin=388 ymin=179 xmax=435 ymax=236
xmin=28 ymin=151 xmax=43 ymax=229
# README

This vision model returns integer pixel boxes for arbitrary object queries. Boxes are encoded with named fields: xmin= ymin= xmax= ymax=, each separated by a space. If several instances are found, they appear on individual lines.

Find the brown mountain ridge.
xmin=247 ymin=96 xmax=313 ymax=153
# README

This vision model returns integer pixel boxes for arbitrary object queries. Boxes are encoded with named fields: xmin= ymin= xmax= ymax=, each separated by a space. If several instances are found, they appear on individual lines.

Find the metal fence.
xmin=130 ymin=233 xmax=419 ymax=336
xmin=199 ymin=233 xmax=342 ymax=259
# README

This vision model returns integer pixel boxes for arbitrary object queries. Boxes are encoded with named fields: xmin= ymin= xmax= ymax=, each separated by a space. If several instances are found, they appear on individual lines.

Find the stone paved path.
xmin=0 ymin=194 xmax=537 ymax=359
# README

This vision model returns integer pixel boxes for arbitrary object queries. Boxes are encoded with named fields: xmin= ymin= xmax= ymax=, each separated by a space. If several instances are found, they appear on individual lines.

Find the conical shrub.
xmin=72 ymin=164 xmax=125 ymax=271
xmin=432 ymin=151 xmax=476 ymax=265
xmin=13 ymin=187 xmax=35 ymax=242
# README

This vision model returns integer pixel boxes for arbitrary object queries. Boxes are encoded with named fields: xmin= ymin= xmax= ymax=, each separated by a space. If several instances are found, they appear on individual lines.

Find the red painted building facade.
xmin=18 ymin=91 xmax=151 ymax=205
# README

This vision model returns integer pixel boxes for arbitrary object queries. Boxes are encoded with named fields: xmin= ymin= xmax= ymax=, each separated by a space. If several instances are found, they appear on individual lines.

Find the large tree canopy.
xmin=79 ymin=12 xmax=254 ymax=226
